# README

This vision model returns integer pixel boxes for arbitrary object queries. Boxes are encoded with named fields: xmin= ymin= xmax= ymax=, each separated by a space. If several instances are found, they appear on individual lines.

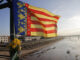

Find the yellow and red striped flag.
xmin=25 ymin=3 xmax=60 ymax=37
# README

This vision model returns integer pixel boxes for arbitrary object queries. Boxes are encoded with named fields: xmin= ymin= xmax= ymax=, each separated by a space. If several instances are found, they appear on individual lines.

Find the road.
xmin=24 ymin=36 xmax=80 ymax=60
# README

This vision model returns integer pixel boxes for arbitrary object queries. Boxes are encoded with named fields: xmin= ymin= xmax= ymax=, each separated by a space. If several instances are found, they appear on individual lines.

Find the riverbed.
xmin=24 ymin=36 xmax=80 ymax=60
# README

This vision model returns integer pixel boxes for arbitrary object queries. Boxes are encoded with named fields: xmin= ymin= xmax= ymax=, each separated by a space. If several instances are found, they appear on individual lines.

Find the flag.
xmin=25 ymin=3 xmax=60 ymax=37
xmin=14 ymin=1 xmax=60 ymax=37
xmin=11 ymin=1 xmax=60 ymax=60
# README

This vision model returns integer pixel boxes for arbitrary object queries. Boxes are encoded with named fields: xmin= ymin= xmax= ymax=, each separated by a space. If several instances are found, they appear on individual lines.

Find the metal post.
xmin=6 ymin=0 xmax=15 ymax=60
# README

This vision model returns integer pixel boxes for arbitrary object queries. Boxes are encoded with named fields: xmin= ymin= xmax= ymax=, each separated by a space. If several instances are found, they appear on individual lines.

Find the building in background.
xmin=25 ymin=36 xmax=41 ymax=41
xmin=0 ymin=35 xmax=45 ymax=43
xmin=16 ymin=35 xmax=41 ymax=42
xmin=0 ymin=36 xmax=10 ymax=43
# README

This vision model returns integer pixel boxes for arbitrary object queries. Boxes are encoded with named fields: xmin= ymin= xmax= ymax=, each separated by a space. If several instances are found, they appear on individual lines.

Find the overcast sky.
xmin=0 ymin=0 xmax=80 ymax=35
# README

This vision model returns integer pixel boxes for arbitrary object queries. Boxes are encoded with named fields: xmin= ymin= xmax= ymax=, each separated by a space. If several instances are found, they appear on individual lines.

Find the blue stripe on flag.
xmin=12 ymin=0 xmax=27 ymax=35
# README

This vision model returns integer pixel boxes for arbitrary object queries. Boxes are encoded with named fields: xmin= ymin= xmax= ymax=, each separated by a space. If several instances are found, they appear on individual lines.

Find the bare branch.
xmin=7 ymin=0 xmax=12 ymax=8
xmin=0 ymin=0 xmax=4 ymax=3
xmin=0 ymin=3 xmax=9 ymax=9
